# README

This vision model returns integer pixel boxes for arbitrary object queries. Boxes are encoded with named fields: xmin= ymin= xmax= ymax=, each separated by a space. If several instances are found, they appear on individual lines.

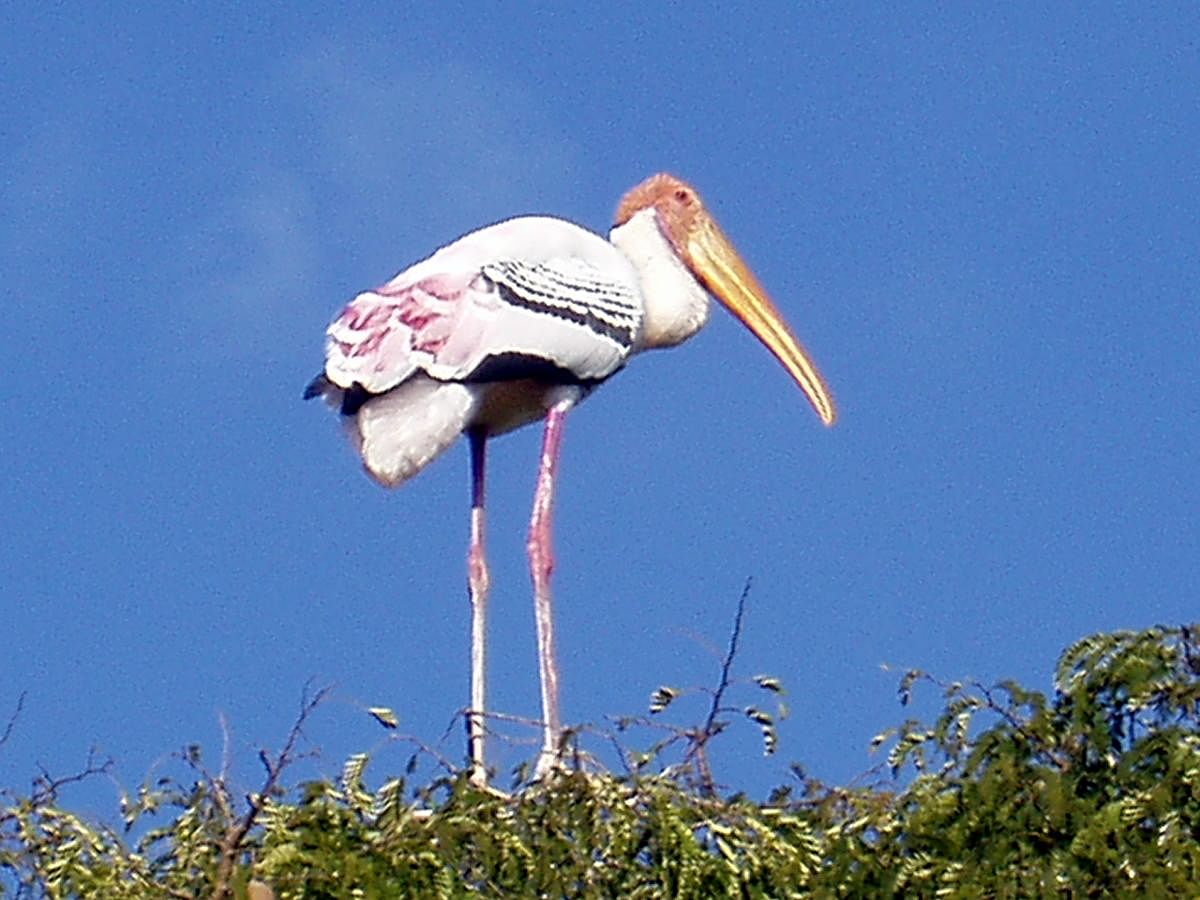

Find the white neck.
xmin=610 ymin=208 xmax=710 ymax=350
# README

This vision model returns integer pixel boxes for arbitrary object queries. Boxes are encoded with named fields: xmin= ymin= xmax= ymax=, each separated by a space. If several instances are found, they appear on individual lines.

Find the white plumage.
xmin=307 ymin=173 xmax=836 ymax=786
xmin=352 ymin=378 xmax=475 ymax=488
xmin=311 ymin=215 xmax=655 ymax=484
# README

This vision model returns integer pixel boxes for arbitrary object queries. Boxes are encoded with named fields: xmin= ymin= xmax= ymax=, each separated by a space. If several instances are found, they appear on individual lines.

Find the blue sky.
xmin=3 ymin=4 xmax=1198 ymax=814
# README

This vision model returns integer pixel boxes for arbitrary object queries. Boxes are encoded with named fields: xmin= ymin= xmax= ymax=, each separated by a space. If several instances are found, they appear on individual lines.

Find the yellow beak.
xmin=686 ymin=216 xmax=836 ymax=426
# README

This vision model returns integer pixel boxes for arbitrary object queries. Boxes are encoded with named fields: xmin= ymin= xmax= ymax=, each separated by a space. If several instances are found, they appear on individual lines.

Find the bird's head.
xmin=615 ymin=173 xmax=836 ymax=427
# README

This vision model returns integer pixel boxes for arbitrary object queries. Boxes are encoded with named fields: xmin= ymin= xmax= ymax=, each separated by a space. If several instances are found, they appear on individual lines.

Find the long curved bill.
xmin=686 ymin=216 xmax=836 ymax=426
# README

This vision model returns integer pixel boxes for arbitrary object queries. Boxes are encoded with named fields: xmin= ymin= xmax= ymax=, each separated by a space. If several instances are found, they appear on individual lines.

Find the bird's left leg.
xmin=467 ymin=427 xmax=491 ymax=788
xmin=527 ymin=391 xmax=579 ymax=779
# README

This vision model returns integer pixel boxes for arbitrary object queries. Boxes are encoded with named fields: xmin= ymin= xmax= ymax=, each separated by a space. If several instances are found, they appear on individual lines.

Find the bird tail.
xmin=350 ymin=377 xmax=475 ymax=488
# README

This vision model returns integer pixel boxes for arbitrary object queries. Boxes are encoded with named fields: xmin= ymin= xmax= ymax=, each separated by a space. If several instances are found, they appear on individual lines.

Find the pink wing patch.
xmin=323 ymin=274 xmax=477 ymax=394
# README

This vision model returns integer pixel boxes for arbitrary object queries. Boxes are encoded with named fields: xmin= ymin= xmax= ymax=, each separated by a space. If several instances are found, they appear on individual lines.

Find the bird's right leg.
xmin=467 ymin=427 xmax=491 ymax=788
xmin=528 ymin=393 xmax=577 ymax=779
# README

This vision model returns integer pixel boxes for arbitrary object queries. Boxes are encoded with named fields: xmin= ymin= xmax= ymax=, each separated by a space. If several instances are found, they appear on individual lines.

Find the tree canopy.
xmin=3 ymin=623 xmax=1198 ymax=898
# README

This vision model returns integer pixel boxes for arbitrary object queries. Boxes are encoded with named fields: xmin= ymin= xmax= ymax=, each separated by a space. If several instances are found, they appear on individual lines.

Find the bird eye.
xmin=674 ymin=188 xmax=692 ymax=204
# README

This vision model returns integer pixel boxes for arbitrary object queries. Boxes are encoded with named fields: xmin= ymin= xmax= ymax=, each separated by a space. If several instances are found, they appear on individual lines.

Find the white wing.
xmin=319 ymin=217 xmax=645 ymax=397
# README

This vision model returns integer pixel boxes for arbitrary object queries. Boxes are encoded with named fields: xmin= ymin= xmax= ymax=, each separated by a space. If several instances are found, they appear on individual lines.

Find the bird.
xmin=305 ymin=173 xmax=835 ymax=786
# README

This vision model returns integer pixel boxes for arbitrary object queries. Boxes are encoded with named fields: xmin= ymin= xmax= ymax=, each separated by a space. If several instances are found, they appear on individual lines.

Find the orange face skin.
xmin=614 ymin=173 xmax=705 ymax=254
xmin=615 ymin=173 xmax=837 ymax=427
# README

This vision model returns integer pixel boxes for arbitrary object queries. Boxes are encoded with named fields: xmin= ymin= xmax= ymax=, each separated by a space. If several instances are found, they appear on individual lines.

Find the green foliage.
xmin=855 ymin=624 xmax=1200 ymax=895
xmin=3 ymin=624 xmax=1199 ymax=898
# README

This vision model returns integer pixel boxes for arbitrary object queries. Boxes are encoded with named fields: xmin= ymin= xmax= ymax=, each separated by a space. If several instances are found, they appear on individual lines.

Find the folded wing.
xmin=308 ymin=215 xmax=647 ymax=486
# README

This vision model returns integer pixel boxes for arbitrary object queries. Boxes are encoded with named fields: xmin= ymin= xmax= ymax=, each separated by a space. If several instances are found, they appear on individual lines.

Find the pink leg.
xmin=528 ymin=396 xmax=575 ymax=777
xmin=467 ymin=428 xmax=490 ymax=787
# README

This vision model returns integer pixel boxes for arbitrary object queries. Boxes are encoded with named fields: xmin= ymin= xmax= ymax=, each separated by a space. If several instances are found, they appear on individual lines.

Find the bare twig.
xmin=31 ymin=748 xmax=113 ymax=807
xmin=210 ymin=683 xmax=332 ymax=900
xmin=604 ymin=730 xmax=636 ymax=777
xmin=0 ymin=745 xmax=114 ymax=832
xmin=387 ymin=730 xmax=464 ymax=779
xmin=0 ymin=691 xmax=26 ymax=752
xmin=219 ymin=711 xmax=233 ymax=785
xmin=179 ymin=741 xmax=236 ymax=829
xmin=687 ymin=578 xmax=752 ymax=795
xmin=441 ymin=707 xmax=580 ymax=780
xmin=704 ymin=578 xmax=752 ymax=738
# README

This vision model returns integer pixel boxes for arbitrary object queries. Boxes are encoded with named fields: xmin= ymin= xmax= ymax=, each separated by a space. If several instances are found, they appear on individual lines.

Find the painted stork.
xmin=305 ymin=173 xmax=835 ymax=785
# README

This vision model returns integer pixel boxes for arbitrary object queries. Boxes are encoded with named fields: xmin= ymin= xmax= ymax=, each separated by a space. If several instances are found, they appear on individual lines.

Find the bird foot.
xmin=532 ymin=749 xmax=568 ymax=783
xmin=471 ymin=780 xmax=511 ymax=800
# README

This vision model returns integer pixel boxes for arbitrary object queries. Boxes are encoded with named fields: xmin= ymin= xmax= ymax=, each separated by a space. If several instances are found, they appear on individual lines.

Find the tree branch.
xmin=687 ymin=578 xmax=752 ymax=795
xmin=31 ymin=748 xmax=113 ymax=807
xmin=210 ymin=683 xmax=331 ymax=900
xmin=0 ymin=691 xmax=25 ymax=753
